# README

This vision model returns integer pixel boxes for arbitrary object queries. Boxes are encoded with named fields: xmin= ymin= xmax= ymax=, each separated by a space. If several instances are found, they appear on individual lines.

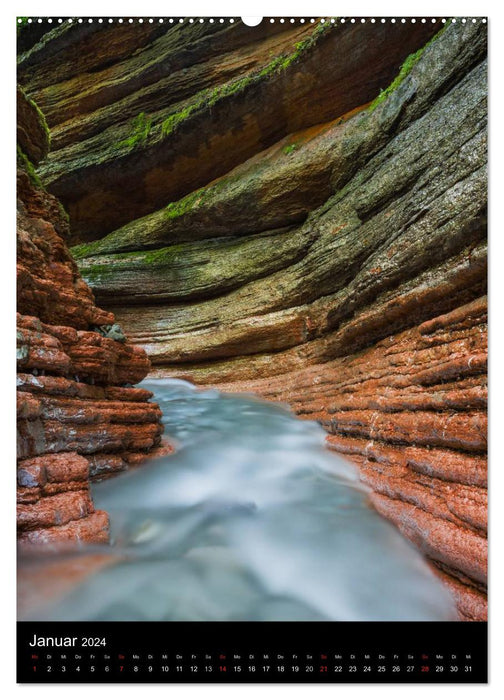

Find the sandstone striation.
xmin=70 ymin=22 xmax=486 ymax=384
xmin=216 ymin=296 xmax=488 ymax=620
xmin=22 ymin=20 xmax=438 ymax=242
xmin=16 ymin=88 xmax=165 ymax=547
xmin=19 ymin=19 xmax=487 ymax=618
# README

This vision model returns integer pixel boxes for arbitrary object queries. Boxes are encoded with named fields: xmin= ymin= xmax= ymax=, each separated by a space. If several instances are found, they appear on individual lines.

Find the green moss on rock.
xmin=368 ymin=24 xmax=450 ymax=112
xmin=163 ymin=189 xmax=206 ymax=220
xmin=259 ymin=21 xmax=332 ymax=77
xmin=75 ymin=244 xmax=186 ymax=269
xmin=141 ymin=245 xmax=186 ymax=264
xmin=118 ymin=111 xmax=152 ymax=149
xmin=17 ymin=86 xmax=51 ymax=159
xmin=27 ymin=94 xmax=51 ymax=147
xmin=283 ymin=143 xmax=298 ymax=155
xmin=17 ymin=145 xmax=42 ymax=187
xmin=71 ymin=242 xmax=97 ymax=259
xmin=160 ymin=21 xmax=334 ymax=139
xmin=57 ymin=201 xmax=70 ymax=223
xmin=161 ymin=104 xmax=199 ymax=137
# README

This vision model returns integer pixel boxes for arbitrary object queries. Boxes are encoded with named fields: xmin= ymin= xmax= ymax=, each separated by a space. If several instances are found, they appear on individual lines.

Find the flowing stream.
xmin=20 ymin=379 xmax=456 ymax=621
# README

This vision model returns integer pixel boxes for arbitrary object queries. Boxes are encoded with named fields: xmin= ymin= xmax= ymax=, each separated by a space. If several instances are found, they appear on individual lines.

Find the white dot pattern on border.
xmin=15 ymin=17 xmax=490 ymax=25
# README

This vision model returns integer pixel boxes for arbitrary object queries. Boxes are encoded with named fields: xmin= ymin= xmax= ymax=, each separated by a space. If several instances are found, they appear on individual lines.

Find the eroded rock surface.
xmin=22 ymin=19 xmax=437 ymax=242
xmin=16 ymin=89 xmax=165 ymax=547
xmin=70 ymin=22 xmax=486 ymax=386
xmin=216 ymin=297 xmax=488 ymax=621
xmin=20 ymin=20 xmax=487 ymax=617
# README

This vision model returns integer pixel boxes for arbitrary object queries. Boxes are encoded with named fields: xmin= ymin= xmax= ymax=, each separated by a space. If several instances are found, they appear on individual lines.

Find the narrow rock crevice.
xmin=17 ymin=19 xmax=487 ymax=620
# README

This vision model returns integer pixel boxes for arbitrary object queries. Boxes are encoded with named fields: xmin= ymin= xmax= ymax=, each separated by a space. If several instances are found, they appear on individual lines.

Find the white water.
xmin=21 ymin=379 xmax=456 ymax=621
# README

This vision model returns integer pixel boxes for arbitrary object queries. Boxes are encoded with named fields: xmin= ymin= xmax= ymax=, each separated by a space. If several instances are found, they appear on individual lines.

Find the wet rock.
xmin=92 ymin=323 xmax=127 ymax=343
xmin=216 ymin=298 xmax=488 ymax=619
xmin=18 ymin=510 xmax=110 ymax=547
xmin=16 ymin=118 xmax=165 ymax=548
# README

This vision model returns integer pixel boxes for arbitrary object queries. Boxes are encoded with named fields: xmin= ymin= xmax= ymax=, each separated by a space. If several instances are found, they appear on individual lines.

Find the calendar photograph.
xmin=16 ymin=14 xmax=488 ymax=683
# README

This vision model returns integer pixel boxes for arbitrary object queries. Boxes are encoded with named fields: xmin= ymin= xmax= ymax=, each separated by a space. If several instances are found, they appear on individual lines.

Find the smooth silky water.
xmin=20 ymin=379 xmax=456 ymax=621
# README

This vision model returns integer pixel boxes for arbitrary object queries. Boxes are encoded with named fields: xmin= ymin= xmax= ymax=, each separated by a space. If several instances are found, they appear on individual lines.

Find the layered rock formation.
xmin=20 ymin=19 xmax=487 ymax=618
xmin=16 ymin=89 xmax=164 ymax=547
xmin=217 ymin=296 xmax=487 ymax=621
xmin=20 ymin=19 xmax=437 ymax=243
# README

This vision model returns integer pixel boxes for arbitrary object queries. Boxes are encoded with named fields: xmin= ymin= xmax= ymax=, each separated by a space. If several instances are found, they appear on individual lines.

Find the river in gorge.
xmin=19 ymin=379 xmax=456 ymax=622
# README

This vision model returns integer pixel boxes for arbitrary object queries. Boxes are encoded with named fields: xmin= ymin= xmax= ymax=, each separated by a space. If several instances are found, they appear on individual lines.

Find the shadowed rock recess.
xmin=19 ymin=19 xmax=487 ymax=619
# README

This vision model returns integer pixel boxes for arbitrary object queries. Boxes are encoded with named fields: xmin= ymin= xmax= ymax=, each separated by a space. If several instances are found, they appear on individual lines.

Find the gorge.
xmin=17 ymin=17 xmax=487 ymax=622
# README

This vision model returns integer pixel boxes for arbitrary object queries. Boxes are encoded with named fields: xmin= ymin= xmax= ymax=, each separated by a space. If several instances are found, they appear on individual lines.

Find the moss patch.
xmin=71 ymin=242 xmax=95 ymax=259
xmin=258 ymin=21 xmax=332 ymax=77
xmin=160 ymin=21 xmax=333 ymax=139
xmin=160 ymin=77 xmax=260 ymax=137
xmin=161 ymin=103 xmax=202 ymax=137
xmin=118 ymin=112 xmax=152 ymax=149
xmin=77 ymin=245 xmax=187 ymax=279
xmin=140 ymin=245 xmax=186 ymax=265
xmin=17 ymin=146 xmax=42 ymax=187
xmin=18 ymin=85 xmax=51 ymax=152
xmin=163 ymin=172 xmax=240 ymax=221
xmin=163 ymin=188 xmax=207 ymax=220
xmin=28 ymin=95 xmax=51 ymax=147
xmin=368 ymin=24 xmax=450 ymax=113
xmin=57 ymin=201 xmax=70 ymax=223
xmin=283 ymin=143 xmax=298 ymax=155
xmin=78 ymin=263 xmax=115 ymax=278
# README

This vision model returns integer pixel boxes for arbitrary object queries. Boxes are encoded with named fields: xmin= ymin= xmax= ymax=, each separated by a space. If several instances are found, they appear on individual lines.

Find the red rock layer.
xmin=16 ymin=166 xmax=165 ymax=547
xmin=216 ymin=297 xmax=488 ymax=620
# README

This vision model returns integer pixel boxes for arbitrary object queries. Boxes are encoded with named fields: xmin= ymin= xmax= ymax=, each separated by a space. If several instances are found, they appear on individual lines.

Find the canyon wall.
xmin=16 ymin=88 xmax=164 ymax=547
xmin=19 ymin=19 xmax=487 ymax=618
xmin=216 ymin=297 xmax=487 ymax=621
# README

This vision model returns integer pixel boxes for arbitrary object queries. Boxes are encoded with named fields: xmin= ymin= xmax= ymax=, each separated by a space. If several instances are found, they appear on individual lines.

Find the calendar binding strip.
xmin=16 ymin=17 xmax=489 ymax=25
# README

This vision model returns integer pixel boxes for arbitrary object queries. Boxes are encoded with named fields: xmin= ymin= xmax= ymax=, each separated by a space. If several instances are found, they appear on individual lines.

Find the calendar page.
xmin=16 ymin=13 xmax=488 ymax=684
